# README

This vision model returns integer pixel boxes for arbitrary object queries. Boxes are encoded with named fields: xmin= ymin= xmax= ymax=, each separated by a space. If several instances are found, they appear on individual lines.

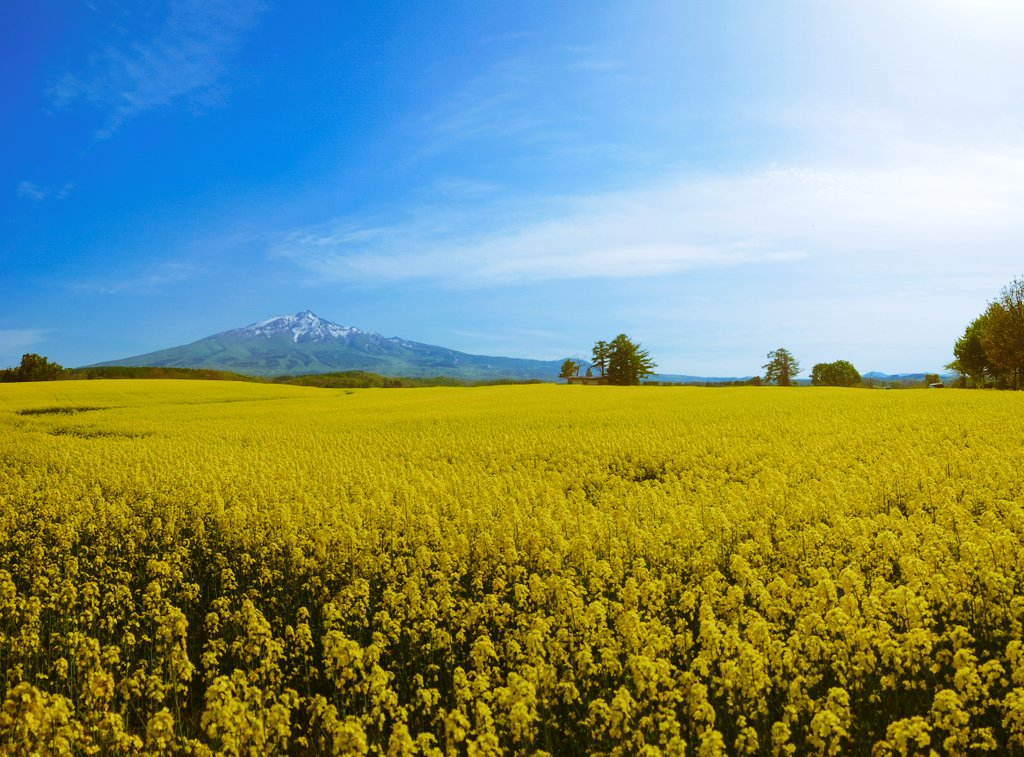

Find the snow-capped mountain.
xmin=237 ymin=310 xmax=363 ymax=343
xmin=90 ymin=311 xmax=568 ymax=380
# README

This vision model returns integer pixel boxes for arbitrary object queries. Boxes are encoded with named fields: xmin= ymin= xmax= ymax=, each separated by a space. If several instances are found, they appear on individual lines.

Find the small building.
xmin=567 ymin=375 xmax=609 ymax=385
xmin=929 ymin=382 xmax=944 ymax=389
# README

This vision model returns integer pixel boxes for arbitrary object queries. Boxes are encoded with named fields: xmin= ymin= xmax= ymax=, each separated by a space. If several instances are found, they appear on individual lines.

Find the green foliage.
xmin=590 ymin=340 xmax=610 ymax=377
xmin=558 ymin=359 xmax=579 ymax=380
xmin=811 ymin=360 xmax=861 ymax=387
xmin=67 ymin=365 xmax=263 ymax=383
xmin=949 ymin=277 xmax=1024 ymax=389
xmin=763 ymin=348 xmax=800 ymax=386
xmin=602 ymin=334 xmax=656 ymax=385
xmin=981 ymin=278 xmax=1024 ymax=389
xmin=0 ymin=354 xmax=65 ymax=383
xmin=29 ymin=366 xmax=542 ymax=390
xmin=645 ymin=376 xmax=762 ymax=387
xmin=272 ymin=371 xmax=541 ymax=389
xmin=275 ymin=370 xmax=423 ymax=388
xmin=948 ymin=314 xmax=992 ymax=387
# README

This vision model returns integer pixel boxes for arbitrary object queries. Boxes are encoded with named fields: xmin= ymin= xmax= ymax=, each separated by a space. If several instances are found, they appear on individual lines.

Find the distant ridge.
xmin=862 ymin=371 xmax=951 ymax=381
xmin=649 ymin=373 xmax=757 ymax=384
xmin=88 ymin=311 xmax=955 ymax=383
xmin=90 ymin=311 xmax=570 ymax=380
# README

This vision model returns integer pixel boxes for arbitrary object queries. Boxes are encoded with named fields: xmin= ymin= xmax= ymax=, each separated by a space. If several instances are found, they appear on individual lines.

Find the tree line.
xmin=560 ymin=334 xmax=657 ymax=385
xmin=948 ymin=277 xmax=1024 ymax=389
xmin=37 ymin=299 xmax=1024 ymax=392
xmin=0 ymin=357 xmax=545 ymax=389
xmin=0 ymin=353 xmax=66 ymax=382
xmin=560 ymin=277 xmax=1024 ymax=391
xmin=761 ymin=348 xmax=863 ymax=387
xmin=560 ymin=340 xmax=869 ymax=388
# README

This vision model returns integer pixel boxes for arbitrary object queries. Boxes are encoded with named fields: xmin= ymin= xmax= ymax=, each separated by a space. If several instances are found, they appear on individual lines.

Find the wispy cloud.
xmin=422 ymin=43 xmax=629 ymax=160
xmin=430 ymin=178 xmax=504 ymax=201
xmin=568 ymin=58 xmax=622 ymax=73
xmin=17 ymin=181 xmax=74 ymax=201
xmin=271 ymin=199 xmax=795 ymax=287
xmin=17 ymin=182 xmax=47 ymax=201
xmin=428 ymin=70 xmax=544 ymax=148
xmin=67 ymin=262 xmax=201 ymax=295
xmin=50 ymin=0 xmax=264 ymax=137
xmin=561 ymin=44 xmax=625 ymax=74
xmin=474 ymin=31 xmax=541 ymax=47
xmin=271 ymin=144 xmax=1024 ymax=288
xmin=0 ymin=329 xmax=48 ymax=365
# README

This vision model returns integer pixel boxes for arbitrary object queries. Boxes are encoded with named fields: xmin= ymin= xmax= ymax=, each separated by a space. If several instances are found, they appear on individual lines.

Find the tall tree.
xmin=947 ymin=313 xmax=992 ymax=387
xmin=763 ymin=348 xmax=800 ymax=386
xmin=981 ymin=278 xmax=1024 ymax=389
xmin=591 ymin=340 xmax=610 ymax=377
xmin=558 ymin=359 xmax=580 ymax=379
xmin=947 ymin=276 xmax=1024 ymax=389
xmin=605 ymin=334 xmax=656 ymax=385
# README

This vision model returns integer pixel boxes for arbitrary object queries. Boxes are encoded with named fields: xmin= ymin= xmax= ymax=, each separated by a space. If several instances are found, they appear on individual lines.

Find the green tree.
xmin=947 ymin=313 xmax=992 ymax=387
xmin=558 ymin=359 xmax=580 ymax=380
xmin=763 ymin=348 xmax=800 ymax=386
xmin=604 ymin=334 xmax=656 ymax=385
xmin=923 ymin=373 xmax=941 ymax=386
xmin=1 ymin=353 xmax=65 ymax=383
xmin=981 ymin=277 xmax=1024 ymax=389
xmin=950 ymin=277 xmax=1024 ymax=389
xmin=810 ymin=360 xmax=861 ymax=387
xmin=591 ymin=340 xmax=610 ymax=377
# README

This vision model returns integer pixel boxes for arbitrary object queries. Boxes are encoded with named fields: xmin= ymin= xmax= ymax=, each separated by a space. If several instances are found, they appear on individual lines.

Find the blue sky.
xmin=3 ymin=1 xmax=1024 ymax=375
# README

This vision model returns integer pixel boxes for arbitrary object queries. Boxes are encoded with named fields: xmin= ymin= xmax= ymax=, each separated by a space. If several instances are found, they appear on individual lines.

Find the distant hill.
xmin=650 ymin=371 xmax=957 ymax=386
xmin=85 ymin=311 xmax=954 ymax=384
xmin=89 ymin=311 xmax=570 ymax=380
xmin=647 ymin=373 xmax=757 ymax=385
xmin=862 ymin=371 xmax=956 ymax=384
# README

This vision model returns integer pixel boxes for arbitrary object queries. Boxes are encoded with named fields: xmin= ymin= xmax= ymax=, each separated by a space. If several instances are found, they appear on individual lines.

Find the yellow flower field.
xmin=2 ymin=380 xmax=1024 ymax=754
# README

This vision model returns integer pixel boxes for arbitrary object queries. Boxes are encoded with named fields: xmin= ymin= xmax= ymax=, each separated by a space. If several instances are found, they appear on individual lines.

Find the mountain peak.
xmin=241 ymin=311 xmax=362 ymax=343
xmin=90 ymin=312 xmax=568 ymax=379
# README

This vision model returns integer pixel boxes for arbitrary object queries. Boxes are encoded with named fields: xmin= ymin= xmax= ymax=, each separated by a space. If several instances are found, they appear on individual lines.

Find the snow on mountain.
xmin=236 ymin=310 xmax=365 ymax=343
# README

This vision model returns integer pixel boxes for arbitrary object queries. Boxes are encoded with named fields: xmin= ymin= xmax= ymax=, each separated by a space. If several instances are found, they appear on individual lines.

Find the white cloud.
xmin=267 ymin=0 xmax=1024 ymax=375
xmin=758 ymin=1 xmax=1024 ymax=155
xmin=17 ymin=181 xmax=75 ymax=201
xmin=420 ymin=43 xmax=636 ymax=163
xmin=50 ymin=0 xmax=264 ymax=136
xmin=68 ymin=262 xmax=201 ymax=295
xmin=17 ymin=182 xmax=47 ymax=201
xmin=430 ymin=178 xmax=504 ymax=200
xmin=272 ymin=144 xmax=1024 ymax=288
xmin=0 ymin=329 xmax=48 ymax=366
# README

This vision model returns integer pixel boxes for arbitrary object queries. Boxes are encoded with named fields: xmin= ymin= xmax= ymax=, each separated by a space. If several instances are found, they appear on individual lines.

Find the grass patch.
xmin=16 ymin=406 xmax=107 ymax=416
xmin=48 ymin=427 xmax=150 ymax=439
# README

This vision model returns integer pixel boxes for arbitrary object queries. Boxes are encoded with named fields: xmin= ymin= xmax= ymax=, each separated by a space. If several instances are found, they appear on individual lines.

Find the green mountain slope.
xmin=90 ymin=311 xmax=567 ymax=380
